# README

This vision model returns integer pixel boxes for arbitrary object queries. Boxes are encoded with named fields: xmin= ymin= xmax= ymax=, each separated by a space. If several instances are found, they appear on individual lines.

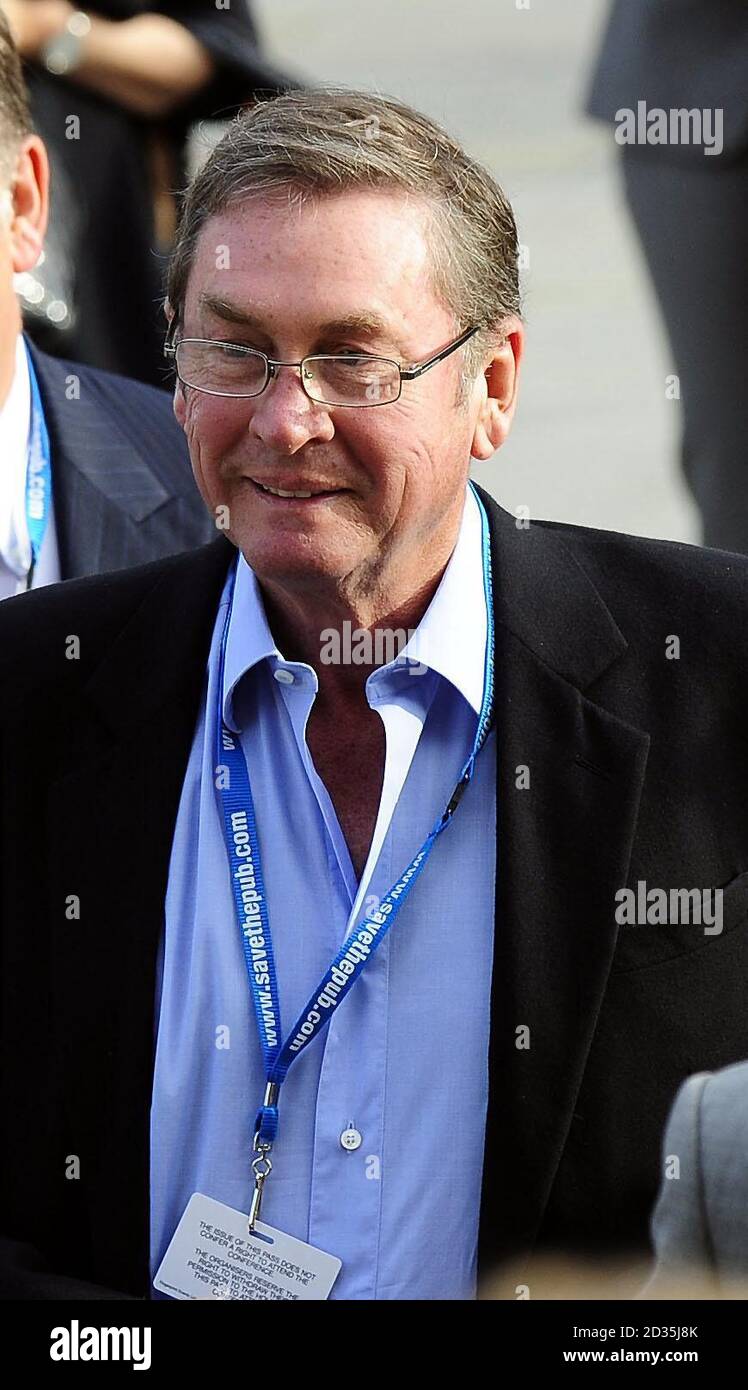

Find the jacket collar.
xmin=479 ymin=485 xmax=627 ymax=690
xmin=25 ymin=336 xmax=171 ymax=524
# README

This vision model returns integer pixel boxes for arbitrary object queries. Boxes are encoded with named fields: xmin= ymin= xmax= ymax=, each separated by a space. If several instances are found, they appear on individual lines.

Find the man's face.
xmin=174 ymin=189 xmax=489 ymax=600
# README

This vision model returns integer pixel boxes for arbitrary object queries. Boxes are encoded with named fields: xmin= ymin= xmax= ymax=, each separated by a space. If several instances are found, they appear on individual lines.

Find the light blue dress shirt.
xmin=150 ymin=483 xmax=497 ymax=1300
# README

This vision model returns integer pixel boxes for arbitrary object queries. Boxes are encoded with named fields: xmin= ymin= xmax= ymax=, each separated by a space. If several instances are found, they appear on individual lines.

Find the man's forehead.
xmin=182 ymin=190 xmax=450 ymax=351
xmin=185 ymin=205 xmax=445 ymax=348
xmin=189 ymin=190 xmax=432 ymax=297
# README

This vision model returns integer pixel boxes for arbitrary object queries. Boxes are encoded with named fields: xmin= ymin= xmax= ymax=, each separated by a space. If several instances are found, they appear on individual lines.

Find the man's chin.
xmin=232 ymin=535 xmax=351 ymax=586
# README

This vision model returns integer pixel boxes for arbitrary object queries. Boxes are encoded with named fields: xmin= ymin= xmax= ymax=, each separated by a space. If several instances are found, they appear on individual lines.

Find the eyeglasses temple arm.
xmin=399 ymin=325 xmax=480 ymax=381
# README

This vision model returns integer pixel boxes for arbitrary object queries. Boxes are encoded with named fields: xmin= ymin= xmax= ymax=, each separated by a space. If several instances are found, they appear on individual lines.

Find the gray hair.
xmin=167 ymin=86 xmax=522 ymax=404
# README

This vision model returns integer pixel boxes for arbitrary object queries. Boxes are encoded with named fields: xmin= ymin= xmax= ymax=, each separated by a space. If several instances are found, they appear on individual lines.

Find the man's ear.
xmin=9 ymin=135 xmax=49 ymax=274
xmin=163 ymin=298 xmax=186 ymax=425
xmin=173 ymin=375 xmax=187 ymax=427
xmin=470 ymin=320 xmax=524 ymax=461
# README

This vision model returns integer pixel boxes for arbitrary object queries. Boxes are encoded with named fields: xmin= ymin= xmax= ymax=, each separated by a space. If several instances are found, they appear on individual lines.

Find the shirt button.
xmin=273 ymin=668 xmax=295 ymax=685
xmin=340 ymin=1127 xmax=362 ymax=1151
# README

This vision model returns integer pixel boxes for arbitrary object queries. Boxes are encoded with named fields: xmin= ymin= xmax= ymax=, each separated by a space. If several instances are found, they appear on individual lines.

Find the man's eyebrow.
xmin=197 ymin=293 xmax=400 ymax=348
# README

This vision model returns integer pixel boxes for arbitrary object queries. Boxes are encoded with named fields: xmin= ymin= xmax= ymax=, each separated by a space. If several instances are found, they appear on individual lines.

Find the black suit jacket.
xmin=2 ymin=486 xmax=748 ymax=1299
xmin=586 ymin=0 xmax=748 ymax=163
xmin=27 ymin=339 xmax=215 ymax=578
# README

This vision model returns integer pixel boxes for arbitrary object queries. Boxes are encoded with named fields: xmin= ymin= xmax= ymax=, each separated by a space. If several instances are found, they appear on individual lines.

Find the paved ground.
xmin=247 ymin=0 xmax=700 ymax=542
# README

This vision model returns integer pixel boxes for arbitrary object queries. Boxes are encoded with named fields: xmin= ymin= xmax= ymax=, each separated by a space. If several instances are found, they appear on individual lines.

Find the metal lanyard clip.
xmin=248 ymin=1136 xmax=273 ymax=1233
xmin=248 ymin=1080 xmax=278 ymax=1232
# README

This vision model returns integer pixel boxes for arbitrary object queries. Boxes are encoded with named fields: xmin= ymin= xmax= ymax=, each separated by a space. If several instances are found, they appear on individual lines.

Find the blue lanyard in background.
xmin=215 ymin=481 xmax=495 ymax=1151
xmin=23 ymin=341 xmax=52 ymax=588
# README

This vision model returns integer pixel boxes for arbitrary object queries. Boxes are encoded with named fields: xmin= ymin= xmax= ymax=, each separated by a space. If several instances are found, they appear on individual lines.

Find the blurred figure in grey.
xmin=587 ymin=1 xmax=748 ymax=553
xmin=0 ymin=11 xmax=214 ymax=597
xmin=1 ymin=0 xmax=297 ymax=387
xmin=646 ymin=1061 xmax=748 ymax=1293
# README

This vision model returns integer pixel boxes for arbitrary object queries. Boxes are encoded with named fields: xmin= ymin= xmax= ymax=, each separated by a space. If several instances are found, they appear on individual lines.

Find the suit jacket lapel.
xmin=47 ymin=538 xmax=235 ymax=1294
xmin=26 ymin=339 xmax=171 ymax=578
xmin=473 ymin=489 xmax=650 ymax=1280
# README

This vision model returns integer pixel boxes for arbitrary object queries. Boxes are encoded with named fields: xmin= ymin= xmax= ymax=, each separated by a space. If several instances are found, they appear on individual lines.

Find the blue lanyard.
xmin=23 ymin=341 xmax=53 ymax=585
xmin=215 ymin=481 xmax=495 ymax=1148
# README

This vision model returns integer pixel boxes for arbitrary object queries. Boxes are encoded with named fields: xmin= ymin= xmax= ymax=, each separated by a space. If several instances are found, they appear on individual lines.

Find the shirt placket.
xmin=273 ymin=663 xmax=430 ymax=1297
xmin=307 ymin=829 xmax=393 ymax=1299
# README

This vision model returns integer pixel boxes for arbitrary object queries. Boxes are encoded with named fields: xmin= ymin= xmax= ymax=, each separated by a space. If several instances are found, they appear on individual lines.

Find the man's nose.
xmin=247 ymin=365 xmax=335 ymax=453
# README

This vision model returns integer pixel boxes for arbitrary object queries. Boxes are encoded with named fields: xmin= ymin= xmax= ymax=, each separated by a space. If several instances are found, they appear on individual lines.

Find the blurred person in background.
xmin=587 ymin=0 xmax=748 ymax=553
xmin=0 ymin=10 xmax=214 ymax=598
xmin=645 ymin=1060 xmax=748 ymax=1294
xmin=0 ymin=0 xmax=298 ymax=386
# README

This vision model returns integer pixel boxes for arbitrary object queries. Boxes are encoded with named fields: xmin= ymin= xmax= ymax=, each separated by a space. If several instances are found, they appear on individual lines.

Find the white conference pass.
xmin=154 ymin=1193 xmax=342 ymax=1301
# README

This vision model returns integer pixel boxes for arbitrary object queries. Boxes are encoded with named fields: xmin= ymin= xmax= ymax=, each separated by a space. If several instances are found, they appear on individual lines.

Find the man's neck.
xmin=257 ymin=552 xmax=453 ymax=708
xmin=0 ymin=358 xmax=13 ymax=413
xmin=262 ymin=572 xmax=433 ymax=692
xmin=0 ymin=328 xmax=21 ymax=416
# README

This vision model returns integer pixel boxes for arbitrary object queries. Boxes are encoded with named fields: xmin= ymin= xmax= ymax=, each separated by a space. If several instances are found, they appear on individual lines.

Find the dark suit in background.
xmin=2 ymin=487 xmax=748 ymax=1298
xmin=27 ymin=337 xmax=215 ymax=577
xmin=586 ymin=0 xmax=748 ymax=553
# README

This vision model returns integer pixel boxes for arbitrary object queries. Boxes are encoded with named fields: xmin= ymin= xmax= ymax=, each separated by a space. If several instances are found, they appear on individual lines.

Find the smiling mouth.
xmin=249 ymin=479 xmax=347 ymax=501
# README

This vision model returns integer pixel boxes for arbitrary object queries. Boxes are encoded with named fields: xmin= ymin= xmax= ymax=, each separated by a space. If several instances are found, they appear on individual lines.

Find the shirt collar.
xmin=0 ymin=335 xmax=32 ymax=578
xmin=222 ymin=480 xmax=488 ymax=729
xmin=391 ymin=482 xmax=487 ymax=717
xmin=222 ymin=560 xmax=284 ymax=731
